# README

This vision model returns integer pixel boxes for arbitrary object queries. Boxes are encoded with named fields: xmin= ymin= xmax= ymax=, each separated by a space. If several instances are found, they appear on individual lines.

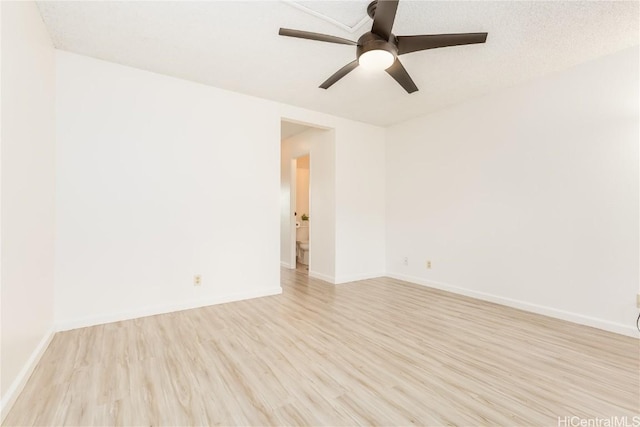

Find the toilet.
xmin=296 ymin=241 xmax=309 ymax=265
xmin=296 ymin=222 xmax=309 ymax=265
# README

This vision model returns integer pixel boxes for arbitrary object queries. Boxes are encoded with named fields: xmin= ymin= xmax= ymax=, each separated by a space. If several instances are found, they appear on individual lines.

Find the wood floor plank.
xmin=4 ymin=268 xmax=639 ymax=426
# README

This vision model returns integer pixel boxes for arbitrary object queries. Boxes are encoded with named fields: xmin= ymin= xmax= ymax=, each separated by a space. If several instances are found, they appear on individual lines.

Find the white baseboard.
xmin=55 ymin=287 xmax=282 ymax=332
xmin=387 ymin=272 xmax=638 ymax=338
xmin=308 ymin=270 xmax=335 ymax=284
xmin=1 ymin=327 xmax=55 ymax=423
xmin=308 ymin=271 xmax=394 ymax=286
xmin=334 ymin=272 xmax=386 ymax=284
xmin=280 ymin=261 xmax=294 ymax=269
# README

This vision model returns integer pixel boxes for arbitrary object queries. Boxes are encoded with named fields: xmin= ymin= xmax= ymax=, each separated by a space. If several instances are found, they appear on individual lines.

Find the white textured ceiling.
xmin=287 ymin=1 xmax=370 ymax=32
xmin=37 ymin=1 xmax=639 ymax=126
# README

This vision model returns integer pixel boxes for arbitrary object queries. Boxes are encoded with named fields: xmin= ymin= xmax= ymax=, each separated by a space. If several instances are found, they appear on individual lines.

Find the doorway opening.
xmin=280 ymin=119 xmax=334 ymax=282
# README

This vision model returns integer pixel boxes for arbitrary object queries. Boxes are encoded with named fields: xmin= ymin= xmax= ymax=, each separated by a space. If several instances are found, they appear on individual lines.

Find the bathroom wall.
xmin=296 ymin=155 xmax=310 ymax=226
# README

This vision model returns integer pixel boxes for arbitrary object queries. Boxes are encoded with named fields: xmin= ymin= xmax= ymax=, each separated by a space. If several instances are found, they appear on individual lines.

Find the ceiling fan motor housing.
xmin=356 ymin=32 xmax=398 ymax=61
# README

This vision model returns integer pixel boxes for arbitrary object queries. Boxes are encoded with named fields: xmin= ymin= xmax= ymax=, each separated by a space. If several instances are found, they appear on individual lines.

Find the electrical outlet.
xmin=426 ymin=260 xmax=431 ymax=269
xmin=636 ymin=293 xmax=640 ymax=309
xmin=403 ymin=257 xmax=408 ymax=266
xmin=194 ymin=275 xmax=202 ymax=286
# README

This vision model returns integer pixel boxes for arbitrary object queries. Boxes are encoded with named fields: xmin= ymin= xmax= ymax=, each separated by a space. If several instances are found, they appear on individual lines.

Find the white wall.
xmin=56 ymin=51 xmax=387 ymax=327
xmin=55 ymin=51 xmax=282 ymax=328
xmin=386 ymin=46 xmax=639 ymax=336
xmin=1 ymin=0 xmax=56 ymax=417
xmin=279 ymin=134 xmax=296 ymax=269
xmin=334 ymin=124 xmax=386 ymax=283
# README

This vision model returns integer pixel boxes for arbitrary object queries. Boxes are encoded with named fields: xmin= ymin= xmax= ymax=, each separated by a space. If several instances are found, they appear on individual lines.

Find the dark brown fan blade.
xmin=279 ymin=28 xmax=356 ymax=46
xmin=320 ymin=60 xmax=359 ymax=89
xmin=397 ymin=33 xmax=488 ymax=55
xmin=371 ymin=0 xmax=399 ymax=41
xmin=385 ymin=59 xmax=418 ymax=93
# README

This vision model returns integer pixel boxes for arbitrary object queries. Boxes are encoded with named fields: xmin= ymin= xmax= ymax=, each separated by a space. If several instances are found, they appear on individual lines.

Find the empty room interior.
xmin=1 ymin=0 xmax=639 ymax=425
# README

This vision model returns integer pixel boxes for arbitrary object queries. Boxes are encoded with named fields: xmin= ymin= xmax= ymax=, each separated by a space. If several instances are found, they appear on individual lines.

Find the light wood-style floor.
xmin=4 ymin=268 xmax=639 ymax=426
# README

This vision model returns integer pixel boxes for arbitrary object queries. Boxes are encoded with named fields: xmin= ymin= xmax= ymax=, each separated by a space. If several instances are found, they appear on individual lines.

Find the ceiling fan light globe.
xmin=358 ymin=49 xmax=395 ymax=71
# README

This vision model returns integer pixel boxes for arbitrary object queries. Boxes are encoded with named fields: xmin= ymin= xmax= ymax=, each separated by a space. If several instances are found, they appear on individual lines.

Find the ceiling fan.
xmin=279 ymin=0 xmax=488 ymax=93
